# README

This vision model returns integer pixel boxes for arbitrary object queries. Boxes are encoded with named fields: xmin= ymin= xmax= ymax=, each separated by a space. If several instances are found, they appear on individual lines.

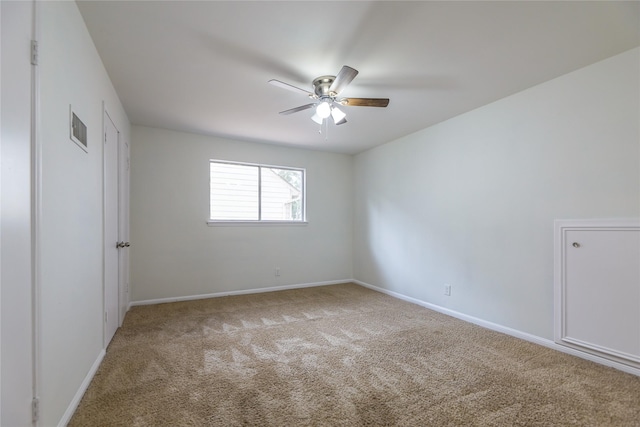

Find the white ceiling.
xmin=77 ymin=1 xmax=639 ymax=154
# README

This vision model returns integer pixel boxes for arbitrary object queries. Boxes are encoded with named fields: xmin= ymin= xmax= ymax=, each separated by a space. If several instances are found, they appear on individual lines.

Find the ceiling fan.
xmin=269 ymin=65 xmax=389 ymax=126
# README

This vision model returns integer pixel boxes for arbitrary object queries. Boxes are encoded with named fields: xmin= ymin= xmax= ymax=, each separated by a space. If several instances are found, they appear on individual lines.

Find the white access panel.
xmin=555 ymin=219 xmax=640 ymax=368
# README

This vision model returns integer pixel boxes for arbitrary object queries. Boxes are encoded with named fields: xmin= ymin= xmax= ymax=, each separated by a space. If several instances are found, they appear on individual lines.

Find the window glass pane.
xmin=210 ymin=163 xmax=259 ymax=220
xmin=209 ymin=161 xmax=304 ymax=222
xmin=261 ymin=168 xmax=303 ymax=220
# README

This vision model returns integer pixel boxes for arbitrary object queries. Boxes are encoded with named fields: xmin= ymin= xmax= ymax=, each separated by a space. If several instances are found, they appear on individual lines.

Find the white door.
xmin=104 ymin=110 xmax=119 ymax=346
xmin=556 ymin=220 xmax=640 ymax=367
xmin=118 ymin=137 xmax=130 ymax=324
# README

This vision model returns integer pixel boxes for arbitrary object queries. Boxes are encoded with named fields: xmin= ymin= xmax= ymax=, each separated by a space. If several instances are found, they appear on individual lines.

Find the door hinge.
xmin=32 ymin=397 xmax=40 ymax=422
xmin=31 ymin=40 xmax=39 ymax=66
xmin=105 ymin=311 xmax=108 ymax=323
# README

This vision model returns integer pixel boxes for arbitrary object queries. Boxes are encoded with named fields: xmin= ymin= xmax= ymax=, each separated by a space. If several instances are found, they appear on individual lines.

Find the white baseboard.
xmin=58 ymin=349 xmax=106 ymax=427
xmin=353 ymin=280 xmax=640 ymax=377
xmin=129 ymin=279 xmax=352 ymax=307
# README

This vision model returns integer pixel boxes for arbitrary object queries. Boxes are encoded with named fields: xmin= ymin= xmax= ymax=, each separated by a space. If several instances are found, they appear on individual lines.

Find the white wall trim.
xmin=0 ymin=98 xmax=2 ymax=427
xmin=353 ymin=279 xmax=640 ymax=377
xmin=57 ymin=349 xmax=105 ymax=427
xmin=31 ymin=0 xmax=43 ymax=424
xmin=129 ymin=279 xmax=352 ymax=307
xmin=553 ymin=219 xmax=640 ymax=342
xmin=553 ymin=218 xmax=640 ymax=370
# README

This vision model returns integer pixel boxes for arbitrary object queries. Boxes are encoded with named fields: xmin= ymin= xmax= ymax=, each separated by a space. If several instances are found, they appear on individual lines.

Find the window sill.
xmin=206 ymin=220 xmax=308 ymax=227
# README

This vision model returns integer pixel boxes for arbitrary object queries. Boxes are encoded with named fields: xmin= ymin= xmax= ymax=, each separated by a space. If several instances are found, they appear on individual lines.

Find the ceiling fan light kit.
xmin=269 ymin=65 xmax=389 ymax=133
xmin=331 ymin=106 xmax=346 ymax=125
xmin=316 ymin=101 xmax=331 ymax=119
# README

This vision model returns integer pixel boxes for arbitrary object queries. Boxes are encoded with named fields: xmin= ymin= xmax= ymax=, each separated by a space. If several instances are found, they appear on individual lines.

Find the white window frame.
xmin=207 ymin=159 xmax=307 ymax=226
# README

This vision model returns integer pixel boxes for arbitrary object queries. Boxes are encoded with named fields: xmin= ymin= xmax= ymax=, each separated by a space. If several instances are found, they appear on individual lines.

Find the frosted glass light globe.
xmin=316 ymin=102 xmax=331 ymax=119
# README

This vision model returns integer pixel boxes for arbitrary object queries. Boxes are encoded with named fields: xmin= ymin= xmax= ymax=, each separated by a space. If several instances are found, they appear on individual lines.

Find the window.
xmin=209 ymin=160 xmax=305 ymax=223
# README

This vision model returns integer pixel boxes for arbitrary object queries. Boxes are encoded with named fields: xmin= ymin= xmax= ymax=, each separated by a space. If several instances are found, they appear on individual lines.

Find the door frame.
xmin=554 ymin=218 xmax=640 ymax=369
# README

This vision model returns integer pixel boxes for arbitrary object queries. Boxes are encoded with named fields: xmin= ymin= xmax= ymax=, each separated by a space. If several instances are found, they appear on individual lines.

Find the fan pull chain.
xmin=324 ymin=119 xmax=328 ymax=141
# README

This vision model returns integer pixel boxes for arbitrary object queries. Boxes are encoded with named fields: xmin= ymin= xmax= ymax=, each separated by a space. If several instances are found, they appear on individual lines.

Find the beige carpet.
xmin=70 ymin=283 xmax=640 ymax=426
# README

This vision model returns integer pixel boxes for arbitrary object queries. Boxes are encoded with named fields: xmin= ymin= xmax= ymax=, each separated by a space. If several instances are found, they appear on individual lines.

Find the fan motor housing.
xmin=312 ymin=75 xmax=336 ymax=98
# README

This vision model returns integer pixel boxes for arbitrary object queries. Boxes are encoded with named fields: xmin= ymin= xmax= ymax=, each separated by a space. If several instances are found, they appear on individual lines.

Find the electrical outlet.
xmin=275 ymin=268 xmax=280 ymax=277
xmin=444 ymin=284 xmax=451 ymax=296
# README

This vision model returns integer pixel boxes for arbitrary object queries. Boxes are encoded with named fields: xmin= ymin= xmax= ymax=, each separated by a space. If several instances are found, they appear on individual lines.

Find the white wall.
xmin=130 ymin=126 xmax=352 ymax=302
xmin=1 ymin=2 xmax=35 ymax=425
xmin=38 ymin=2 xmax=130 ymax=425
xmin=353 ymin=48 xmax=640 ymax=340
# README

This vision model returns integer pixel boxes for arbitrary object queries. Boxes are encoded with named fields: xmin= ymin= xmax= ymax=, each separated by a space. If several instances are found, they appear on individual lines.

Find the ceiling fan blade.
xmin=342 ymin=98 xmax=389 ymax=107
xmin=279 ymin=103 xmax=316 ymax=115
xmin=269 ymin=79 xmax=313 ymax=97
xmin=329 ymin=66 xmax=358 ymax=95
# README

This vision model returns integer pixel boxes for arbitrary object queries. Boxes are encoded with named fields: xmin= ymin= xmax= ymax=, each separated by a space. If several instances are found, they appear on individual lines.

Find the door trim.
xmin=31 ymin=0 xmax=42 ymax=423
xmin=554 ymin=218 xmax=640 ymax=368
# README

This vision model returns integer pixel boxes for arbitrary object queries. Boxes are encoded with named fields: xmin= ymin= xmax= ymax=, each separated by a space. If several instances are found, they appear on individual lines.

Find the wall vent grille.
xmin=70 ymin=105 xmax=88 ymax=152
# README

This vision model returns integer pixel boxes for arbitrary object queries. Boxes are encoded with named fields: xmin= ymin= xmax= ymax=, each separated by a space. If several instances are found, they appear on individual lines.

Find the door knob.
xmin=572 ymin=242 xmax=580 ymax=248
xmin=116 ymin=241 xmax=130 ymax=248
